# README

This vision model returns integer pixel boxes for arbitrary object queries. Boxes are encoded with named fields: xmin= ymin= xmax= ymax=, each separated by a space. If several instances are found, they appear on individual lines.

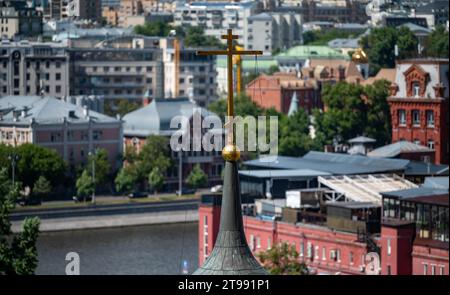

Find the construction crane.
xmin=233 ymin=45 xmax=244 ymax=94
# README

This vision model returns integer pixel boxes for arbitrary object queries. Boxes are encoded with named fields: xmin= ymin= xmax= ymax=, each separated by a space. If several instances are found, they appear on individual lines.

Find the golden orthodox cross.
xmin=197 ymin=29 xmax=262 ymax=152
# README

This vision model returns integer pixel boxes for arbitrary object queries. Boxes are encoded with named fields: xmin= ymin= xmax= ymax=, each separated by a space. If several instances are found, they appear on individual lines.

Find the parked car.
xmin=73 ymin=195 xmax=92 ymax=203
xmin=210 ymin=185 xmax=223 ymax=193
xmin=128 ymin=191 xmax=148 ymax=198
xmin=17 ymin=197 xmax=42 ymax=206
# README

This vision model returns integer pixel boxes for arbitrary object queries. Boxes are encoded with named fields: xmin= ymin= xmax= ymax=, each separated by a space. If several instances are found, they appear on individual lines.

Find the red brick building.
xmin=245 ymin=72 xmax=322 ymax=114
xmin=380 ymin=180 xmax=449 ymax=275
xmin=388 ymin=59 xmax=449 ymax=164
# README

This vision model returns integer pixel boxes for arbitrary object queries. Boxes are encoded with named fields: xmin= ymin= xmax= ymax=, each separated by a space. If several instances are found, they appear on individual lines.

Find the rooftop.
xmin=244 ymin=151 xmax=410 ymax=175
xmin=122 ymin=98 xmax=220 ymax=137
xmin=368 ymin=141 xmax=433 ymax=158
xmin=381 ymin=187 xmax=448 ymax=206
xmin=326 ymin=201 xmax=380 ymax=209
xmin=348 ymin=136 xmax=376 ymax=144
xmin=239 ymin=169 xmax=330 ymax=179
xmin=319 ymin=174 xmax=418 ymax=204
xmin=0 ymin=96 xmax=118 ymax=126
xmin=276 ymin=45 xmax=348 ymax=60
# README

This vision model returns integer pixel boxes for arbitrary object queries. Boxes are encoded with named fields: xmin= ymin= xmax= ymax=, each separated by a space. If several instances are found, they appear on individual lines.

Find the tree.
xmin=424 ymin=25 xmax=449 ymax=58
xmin=257 ymin=242 xmax=309 ymax=275
xmin=105 ymin=99 xmax=140 ymax=117
xmin=0 ymin=168 xmax=40 ymax=275
xmin=32 ymin=176 xmax=52 ymax=199
xmin=313 ymin=82 xmax=367 ymax=147
xmin=87 ymin=149 xmax=111 ymax=187
xmin=0 ymin=143 xmax=67 ymax=192
xmin=184 ymin=26 xmax=224 ymax=48
xmin=363 ymin=79 xmax=392 ymax=146
xmin=186 ymin=164 xmax=207 ymax=189
xmin=279 ymin=110 xmax=317 ymax=157
xmin=360 ymin=27 xmax=418 ymax=75
xmin=148 ymin=167 xmax=164 ymax=194
xmin=134 ymin=21 xmax=173 ymax=37
xmin=137 ymin=135 xmax=172 ymax=180
xmin=115 ymin=165 xmax=139 ymax=194
xmin=76 ymin=169 xmax=94 ymax=199
xmin=267 ymin=65 xmax=280 ymax=75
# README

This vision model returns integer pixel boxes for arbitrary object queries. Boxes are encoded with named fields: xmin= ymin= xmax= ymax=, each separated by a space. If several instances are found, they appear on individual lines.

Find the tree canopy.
xmin=313 ymin=81 xmax=391 ymax=148
xmin=86 ymin=149 xmax=111 ymax=187
xmin=257 ymin=242 xmax=309 ymax=275
xmin=0 ymin=143 xmax=66 ymax=192
xmin=303 ymin=28 xmax=365 ymax=46
xmin=148 ymin=167 xmax=165 ymax=194
xmin=186 ymin=164 xmax=208 ymax=189
xmin=360 ymin=27 xmax=418 ymax=75
xmin=115 ymin=164 xmax=139 ymax=194
xmin=424 ymin=25 xmax=449 ymax=58
xmin=76 ymin=169 xmax=94 ymax=198
xmin=0 ymin=168 xmax=40 ymax=275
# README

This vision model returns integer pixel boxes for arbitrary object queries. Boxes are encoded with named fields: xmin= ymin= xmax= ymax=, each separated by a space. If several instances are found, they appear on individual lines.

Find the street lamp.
xmin=88 ymin=149 xmax=96 ymax=204
xmin=8 ymin=154 xmax=19 ymax=187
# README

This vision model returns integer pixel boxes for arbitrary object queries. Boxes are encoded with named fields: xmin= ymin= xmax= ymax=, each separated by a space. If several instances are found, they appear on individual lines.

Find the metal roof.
xmin=0 ymin=95 xmax=118 ymax=126
xmin=404 ymin=161 xmax=449 ymax=176
xmin=276 ymin=45 xmax=348 ymax=60
xmin=381 ymin=187 xmax=448 ymax=200
xmin=348 ymin=136 xmax=376 ymax=144
xmin=326 ymin=201 xmax=380 ymax=209
xmin=122 ymin=98 xmax=221 ymax=137
xmin=368 ymin=141 xmax=433 ymax=158
xmin=423 ymin=177 xmax=449 ymax=189
xmin=239 ymin=169 xmax=330 ymax=179
xmin=244 ymin=151 xmax=409 ymax=175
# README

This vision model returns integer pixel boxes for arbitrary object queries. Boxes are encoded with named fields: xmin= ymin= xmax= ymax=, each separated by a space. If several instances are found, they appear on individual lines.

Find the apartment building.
xmin=174 ymin=1 xmax=260 ymax=49
xmin=247 ymin=12 xmax=302 ymax=55
xmin=46 ymin=0 xmax=102 ymax=22
xmin=0 ymin=95 xmax=123 ymax=169
xmin=68 ymin=47 xmax=164 ymax=105
xmin=0 ymin=0 xmax=43 ymax=39
xmin=162 ymin=39 xmax=217 ymax=106
xmin=0 ymin=40 xmax=70 ymax=98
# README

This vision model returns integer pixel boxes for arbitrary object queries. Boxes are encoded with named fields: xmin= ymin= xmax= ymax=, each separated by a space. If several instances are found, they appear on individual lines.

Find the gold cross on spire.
xmin=197 ymin=29 xmax=262 ymax=161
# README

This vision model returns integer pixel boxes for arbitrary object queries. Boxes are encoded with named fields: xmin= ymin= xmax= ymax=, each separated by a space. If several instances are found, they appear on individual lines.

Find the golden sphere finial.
xmin=352 ymin=48 xmax=368 ymax=64
xmin=222 ymin=144 xmax=241 ymax=161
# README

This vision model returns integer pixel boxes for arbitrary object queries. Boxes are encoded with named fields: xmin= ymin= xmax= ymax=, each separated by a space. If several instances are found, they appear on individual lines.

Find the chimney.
xmin=338 ymin=66 xmax=345 ymax=82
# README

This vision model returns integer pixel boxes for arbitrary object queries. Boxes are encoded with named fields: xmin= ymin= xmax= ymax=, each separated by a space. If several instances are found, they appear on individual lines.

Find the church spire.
xmin=193 ymin=29 xmax=267 ymax=275
xmin=288 ymin=91 xmax=299 ymax=116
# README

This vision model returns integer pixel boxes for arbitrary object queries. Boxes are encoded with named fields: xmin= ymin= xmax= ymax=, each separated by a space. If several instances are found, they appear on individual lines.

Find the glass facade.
xmin=383 ymin=196 xmax=449 ymax=243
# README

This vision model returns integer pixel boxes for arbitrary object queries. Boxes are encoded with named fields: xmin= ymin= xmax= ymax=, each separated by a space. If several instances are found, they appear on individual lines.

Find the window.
xmin=306 ymin=242 xmax=312 ymax=258
xmin=300 ymin=242 xmax=304 ymax=257
xmin=387 ymin=265 xmax=391 ymax=275
xmin=412 ymin=110 xmax=420 ymax=126
xmin=56 ymin=73 xmax=61 ymax=81
xmin=146 ymin=66 xmax=152 ymax=72
xmin=322 ymin=247 xmax=326 ymax=261
xmin=426 ymin=110 xmax=435 ymax=127
xmin=431 ymin=265 xmax=436 ymax=275
xmin=414 ymin=139 xmax=421 ymax=145
xmin=56 ymin=62 xmax=61 ymax=68
xmin=387 ymin=239 xmax=391 ymax=256
xmin=249 ymin=234 xmax=255 ymax=250
xmin=256 ymin=236 xmax=261 ymax=249
xmin=336 ymin=249 xmax=341 ymax=262
xmin=55 ymin=85 xmax=61 ymax=93
xmin=398 ymin=110 xmax=406 ymax=126
xmin=440 ymin=266 xmax=445 ymax=275
xmin=428 ymin=140 xmax=435 ymax=150
xmin=423 ymin=264 xmax=428 ymax=275
xmin=267 ymin=238 xmax=271 ymax=249
xmin=413 ymin=81 xmax=420 ymax=96
xmin=314 ymin=246 xmax=319 ymax=260
xmin=349 ymin=251 xmax=354 ymax=264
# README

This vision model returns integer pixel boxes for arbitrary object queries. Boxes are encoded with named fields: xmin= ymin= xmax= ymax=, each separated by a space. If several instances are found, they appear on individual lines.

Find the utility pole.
xmin=89 ymin=149 xmax=96 ymax=204
xmin=8 ymin=154 xmax=19 ymax=187
xmin=178 ymin=151 xmax=182 ymax=196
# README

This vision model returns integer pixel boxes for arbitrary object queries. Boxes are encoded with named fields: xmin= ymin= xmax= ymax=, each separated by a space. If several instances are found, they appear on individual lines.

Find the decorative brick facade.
xmin=388 ymin=59 xmax=449 ymax=164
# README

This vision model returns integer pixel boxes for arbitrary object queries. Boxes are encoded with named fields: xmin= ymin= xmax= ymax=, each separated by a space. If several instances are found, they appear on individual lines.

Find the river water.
xmin=36 ymin=223 xmax=198 ymax=275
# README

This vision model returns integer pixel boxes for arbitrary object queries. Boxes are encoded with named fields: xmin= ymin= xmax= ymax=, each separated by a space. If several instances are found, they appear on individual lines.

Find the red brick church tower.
xmin=388 ymin=59 xmax=449 ymax=164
